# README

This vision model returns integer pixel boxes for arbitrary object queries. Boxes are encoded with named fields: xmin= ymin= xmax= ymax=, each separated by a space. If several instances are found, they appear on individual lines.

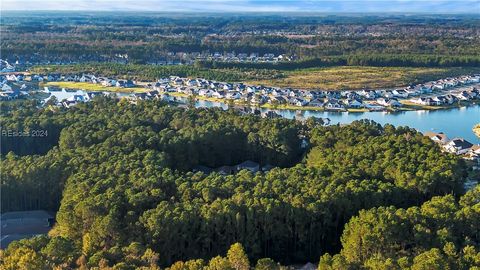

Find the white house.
xmin=444 ymin=138 xmax=473 ymax=155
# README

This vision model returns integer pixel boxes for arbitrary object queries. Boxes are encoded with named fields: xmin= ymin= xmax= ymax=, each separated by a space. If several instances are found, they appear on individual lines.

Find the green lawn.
xmin=42 ymin=81 xmax=148 ymax=93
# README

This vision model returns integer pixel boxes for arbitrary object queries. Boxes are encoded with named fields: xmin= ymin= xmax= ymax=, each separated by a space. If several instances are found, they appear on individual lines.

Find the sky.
xmin=2 ymin=0 xmax=479 ymax=13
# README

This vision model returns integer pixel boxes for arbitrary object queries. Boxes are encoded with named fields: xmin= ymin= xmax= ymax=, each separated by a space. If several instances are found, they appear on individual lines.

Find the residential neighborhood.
xmin=1 ymin=66 xmax=479 ymax=112
xmin=1 ymin=51 xmax=293 ymax=68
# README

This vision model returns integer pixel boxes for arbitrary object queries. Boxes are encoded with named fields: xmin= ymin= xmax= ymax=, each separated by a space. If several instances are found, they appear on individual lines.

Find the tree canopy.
xmin=0 ymin=98 xmax=470 ymax=269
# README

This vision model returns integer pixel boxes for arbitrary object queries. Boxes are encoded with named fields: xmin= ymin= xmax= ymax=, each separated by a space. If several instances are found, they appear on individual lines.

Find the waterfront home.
xmin=411 ymin=97 xmax=435 ymax=106
xmin=291 ymin=98 xmax=308 ymax=107
xmin=424 ymin=132 xmax=449 ymax=144
xmin=343 ymin=98 xmax=364 ymax=108
xmin=444 ymin=138 xmax=474 ymax=155
xmin=444 ymin=94 xmax=459 ymax=104
xmin=465 ymin=145 xmax=480 ymax=162
xmin=455 ymin=91 xmax=472 ymax=101
xmin=146 ymin=90 xmax=159 ymax=99
xmin=468 ymin=88 xmax=479 ymax=98
xmin=86 ymin=92 xmax=103 ymax=100
xmin=324 ymin=99 xmax=345 ymax=111
xmin=262 ymin=111 xmax=282 ymax=119
xmin=377 ymin=97 xmax=402 ymax=107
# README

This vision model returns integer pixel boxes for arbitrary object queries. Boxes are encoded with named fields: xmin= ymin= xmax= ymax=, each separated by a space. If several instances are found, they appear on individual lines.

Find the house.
xmin=146 ymin=90 xmax=159 ymax=98
xmin=62 ymin=100 xmax=78 ymax=108
xmin=31 ymin=74 xmax=45 ymax=82
xmin=251 ymin=95 xmax=267 ymax=105
xmin=324 ymin=99 xmax=345 ymax=111
xmin=465 ymin=145 xmax=480 ymax=162
xmin=455 ymin=91 xmax=471 ymax=101
xmin=411 ymin=97 xmax=435 ymax=106
xmin=269 ymin=96 xmax=287 ymax=105
xmin=424 ymin=132 xmax=449 ymax=144
xmin=392 ymin=89 xmax=409 ymax=98
xmin=377 ymin=98 xmax=402 ymax=107
xmin=0 ymin=210 xmax=55 ymax=249
xmin=444 ymin=138 xmax=474 ymax=155
xmin=217 ymin=166 xmax=235 ymax=175
xmin=226 ymin=91 xmax=241 ymax=100
xmin=86 ymin=92 xmax=103 ymax=100
xmin=0 ymin=89 xmax=22 ymax=100
xmin=289 ymin=98 xmax=308 ymax=107
xmin=236 ymin=160 xmax=260 ymax=173
xmin=1 ymin=83 xmax=12 ymax=91
xmin=381 ymin=90 xmax=395 ymax=98
xmin=343 ymin=99 xmax=363 ymax=108
xmin=308 ymin=98 xmax=324 ymax=107
xmin=359 ymin=90 xmax=377 ymax=99
xmin=198 ymin=89 xmax=214 ymax=97
xmin=262 ymin=111 xmax=282 ymax=119
xmin=212 ymin=90 xmax=226 ymax=99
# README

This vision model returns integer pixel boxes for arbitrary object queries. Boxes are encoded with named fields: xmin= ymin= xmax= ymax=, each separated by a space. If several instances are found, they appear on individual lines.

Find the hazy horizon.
xmin=2 ymin=0 xmax=479 ymax=14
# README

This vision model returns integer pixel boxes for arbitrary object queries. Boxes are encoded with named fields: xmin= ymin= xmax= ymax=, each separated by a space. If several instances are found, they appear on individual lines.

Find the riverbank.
xmin=168 ymin=92 xmax=479 ymax=113
xmin=167 ymin=92 xmax=372 ymax=112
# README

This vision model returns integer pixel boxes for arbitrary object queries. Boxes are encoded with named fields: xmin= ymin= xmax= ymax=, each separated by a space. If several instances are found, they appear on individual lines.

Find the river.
xmin=45 ymin=90 xmax=480 ymax=144
xmin=192 ymin=99 xmax=480 ymax=144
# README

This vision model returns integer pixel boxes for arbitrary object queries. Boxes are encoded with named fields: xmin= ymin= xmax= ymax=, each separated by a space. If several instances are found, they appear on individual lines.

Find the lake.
xmin=192 ymin=99 xmax=480 ymax=144
xmin=45 ymin=90 xmax=480 ymax=144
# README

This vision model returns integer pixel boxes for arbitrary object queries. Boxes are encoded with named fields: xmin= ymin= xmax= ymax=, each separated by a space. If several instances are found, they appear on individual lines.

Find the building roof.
xmin=448 ymin=138 xmax=473 ymax=149
xmin=0 ymin=210 xmax=54 ymax=249
xmin=237 ymin=160 xmax=259 ymax=169
xmin=424 ymin=132 xmax=449 ymax=142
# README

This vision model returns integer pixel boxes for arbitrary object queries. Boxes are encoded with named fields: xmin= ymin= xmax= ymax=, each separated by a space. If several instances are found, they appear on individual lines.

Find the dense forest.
xmin=1 ymin=97 xmax=472 ymax=269
xmin=2 ymin=12 xmax=480 ymax=67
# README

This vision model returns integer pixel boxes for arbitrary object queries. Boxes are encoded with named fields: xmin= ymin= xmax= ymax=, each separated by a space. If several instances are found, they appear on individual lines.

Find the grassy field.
xmin=42 ymin=82 xmax=148 ymax=93
xmin=246 ymin=66 xmax=480 ymax=90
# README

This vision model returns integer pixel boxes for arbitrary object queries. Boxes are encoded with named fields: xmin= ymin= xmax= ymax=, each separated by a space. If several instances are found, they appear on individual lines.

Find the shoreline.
xmin=32 ymin=81 xmax=480 ymax=113
xmin=167 ymin=92 xmax=480 ymax=113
